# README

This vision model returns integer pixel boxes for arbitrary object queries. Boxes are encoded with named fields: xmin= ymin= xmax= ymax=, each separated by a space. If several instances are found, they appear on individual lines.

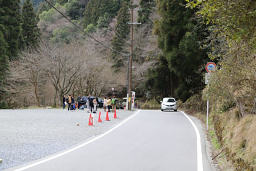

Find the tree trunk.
xmin=33 ymin=82 xmax=40 ymax=107
xmin=54 ymin=89 xmax=58 ymax=107
xmin=59 ymin=91 xmax=64 ymax=108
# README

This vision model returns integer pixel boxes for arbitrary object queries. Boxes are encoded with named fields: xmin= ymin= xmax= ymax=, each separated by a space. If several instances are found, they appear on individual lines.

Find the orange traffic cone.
xmin=114 ymin=109 xmax=117 ymax=119
xmin=98 ymin=112 xmax=102 ymax=122
xmin=106 ymin=111 xmax=110 ymax=121
xmin=88 ymin=114 xmax=93 ymax=126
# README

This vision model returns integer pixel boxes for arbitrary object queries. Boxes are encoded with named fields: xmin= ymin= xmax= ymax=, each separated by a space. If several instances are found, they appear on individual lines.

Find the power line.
xmin=44 ymin=0 xmax=129 ymax=57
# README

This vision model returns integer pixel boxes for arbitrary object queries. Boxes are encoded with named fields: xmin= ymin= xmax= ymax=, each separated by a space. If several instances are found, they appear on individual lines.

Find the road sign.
xmin=205 ymin=62 xmax=216 ymax=73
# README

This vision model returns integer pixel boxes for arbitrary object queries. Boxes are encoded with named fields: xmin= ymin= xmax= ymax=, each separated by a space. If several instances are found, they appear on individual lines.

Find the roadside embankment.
xmin=181 ymin=95 xmax=256 ymax=171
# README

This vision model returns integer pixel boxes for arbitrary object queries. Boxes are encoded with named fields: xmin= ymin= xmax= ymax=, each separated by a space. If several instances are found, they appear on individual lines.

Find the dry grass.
xmin=185 ymin=105 xmax=256 ymax=170
xmin=211 ymin=109 xmax=256 ymax=170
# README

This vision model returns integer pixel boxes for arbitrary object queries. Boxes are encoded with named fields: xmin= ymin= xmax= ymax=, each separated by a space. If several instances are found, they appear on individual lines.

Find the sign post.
xmin=205 ymin=62 xmax=216 ymax=130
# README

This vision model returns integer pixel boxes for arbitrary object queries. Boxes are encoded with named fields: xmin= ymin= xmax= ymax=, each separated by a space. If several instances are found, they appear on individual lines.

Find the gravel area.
xmin=0 ymin=109 xmax=134 ymax=170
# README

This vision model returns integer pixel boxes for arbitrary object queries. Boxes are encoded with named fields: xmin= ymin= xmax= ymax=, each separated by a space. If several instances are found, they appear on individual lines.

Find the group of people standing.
xmin=62 ymin=95 xmax=117 ymax=113
xmin=63 ymin=95 xmax=75 ymax=111
xmin=103 ymin=97 xmax=116 ymax=112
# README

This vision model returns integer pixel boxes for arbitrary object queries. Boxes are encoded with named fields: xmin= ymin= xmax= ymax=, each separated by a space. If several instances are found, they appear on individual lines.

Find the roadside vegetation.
xmin=183 ymin=1 xmax=256 ymax=170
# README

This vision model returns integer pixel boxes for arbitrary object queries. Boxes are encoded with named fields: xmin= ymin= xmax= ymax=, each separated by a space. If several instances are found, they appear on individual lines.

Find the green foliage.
xmin=39 ymin=6 xmax=56 ymax=22
xmin=21 ymin=0 xmax=40 ymax=49
xmin=152 ymin=0 xmax=209 ymax=101
xmin=21 ymin=0 xmax=44 ymax=7
xmin=146 ymin=56 xmax=174 ymax=97
xmin=84 ymin=24 xmax=96 ymax=34
xmin=138 ymin=0 xmax=155 ymax=24
xmin=193 ymin=0 xmax=256 ymax=116
xmin=186 ymin=0 xmax=256 ymax=44
xmin=51 ymin=26 xmax=78 ymax=43
xmin=0 ymin=0 xmax=22 ymax=60
xmin=65 ymin=0 xmax=85 ymax=20
xmin=219 ymin=100 xmax=236 ymax=113
xmin=97 ymin=13 xmax=111 ymax=28
xmin=57 ymin=0 xmax=68 ymax=5
xmin=0 ymin=29 xmax=9 ymax=106
xmin=83 ymin=0 xmax=122 ymax=29
xmin=208 ymin=124 xmax=221 ymax=150
xmin=38 ymin=3 xmax=64 ymax=22
xmin=51 ymin=27 xmax=70 ymax=43
xmin=37 ymin=0 xmax=56 ymax=15
xmin=111 ymin=1 xmax=130 ymax=69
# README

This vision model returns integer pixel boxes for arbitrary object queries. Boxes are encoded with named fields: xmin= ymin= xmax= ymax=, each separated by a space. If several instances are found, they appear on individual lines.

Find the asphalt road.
xmin=11 ymin=110 xmax=215 ymax=171
xmin=0 ymin=109 xmax=134 ymax=170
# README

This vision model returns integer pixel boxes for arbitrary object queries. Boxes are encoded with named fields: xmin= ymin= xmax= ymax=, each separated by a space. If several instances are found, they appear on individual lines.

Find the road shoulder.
xmin=182 ymin=111 xmax=218 ymax=171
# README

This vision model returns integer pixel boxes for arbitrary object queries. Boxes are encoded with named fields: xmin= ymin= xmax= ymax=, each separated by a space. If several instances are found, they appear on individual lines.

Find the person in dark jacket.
xmin=77 ymin=96 xmax=81 ymax=109
xmin=71 ymin=96 xmax=75 ymax=110
xmin=88 ymin=96 xmax=94 ymax=113
xmin=63 ymin=95 xmax=66 ymax=109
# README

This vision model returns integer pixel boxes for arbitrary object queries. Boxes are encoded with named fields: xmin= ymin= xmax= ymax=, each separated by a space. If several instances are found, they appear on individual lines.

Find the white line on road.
xmin=15 ymin=110 xmax=141 ymax=171
xmin=181 ymin=111 xmax=204 ymax=171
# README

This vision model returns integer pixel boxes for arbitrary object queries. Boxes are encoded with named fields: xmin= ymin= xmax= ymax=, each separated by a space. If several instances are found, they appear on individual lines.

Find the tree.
xmin=56 ymin=0 xmax=68 ymax=5
xmin=66 ymin=0 xmax=86 ymax=20
xmin=21 ymin=0 xmax=40 ymax=49
xmin=152 ymin=0 xmax=209 ymax=101
xmin=138 ymin=0 xmax=155 ymax=24
xmin=83 ymin=0 xmax=121 ymax=29
xmin=111 ymin=1 xmax=130 ymax=69
xmin=0 ymin=28 xmax=9 ymax=107
xmin=0 ymin=0 xmax=22 ymax=60
xmin=186 ymin=0 xmax=256 ymax=116
xmin=145 ymin=56 xmax=173 ymax=98
xmin=44 ymin=43 xmax=83 ymax=106
xmin=19 ymin=48 xmax=47 ymax=106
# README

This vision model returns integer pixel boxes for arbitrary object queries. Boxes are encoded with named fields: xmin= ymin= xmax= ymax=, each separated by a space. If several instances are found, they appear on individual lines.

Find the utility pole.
xmin=127 ymin=0 xmax=141 ymax=110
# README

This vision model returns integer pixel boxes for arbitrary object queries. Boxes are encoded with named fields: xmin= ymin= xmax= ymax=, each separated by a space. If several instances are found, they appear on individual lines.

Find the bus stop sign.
xmin=205 ymin=62 xmax=216 ymax=73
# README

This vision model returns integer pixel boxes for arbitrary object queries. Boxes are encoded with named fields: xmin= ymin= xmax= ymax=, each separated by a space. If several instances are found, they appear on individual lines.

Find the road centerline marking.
xmin=181 ymin=111 xmax=204 ymax=171
xmin=15 ymin=110 xmax=141 ymax=171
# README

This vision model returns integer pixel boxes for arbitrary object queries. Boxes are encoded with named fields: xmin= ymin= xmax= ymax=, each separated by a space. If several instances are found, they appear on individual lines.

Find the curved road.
xmin=11 ymin=110 xmax=214 ymax=171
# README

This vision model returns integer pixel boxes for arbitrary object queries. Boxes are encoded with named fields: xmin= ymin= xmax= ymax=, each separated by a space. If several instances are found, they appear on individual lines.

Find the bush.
xmin=84 ymin=24 xmax=96 ymax=34
xmin=219 ymin=100 xmax=236 ymax=113
xmin=65 ymin=0 xmax=85 ymax=20
xmin=0 ymin=101 xmax=8 ymax=109
xmin=51 ymin=27 xmax=71 ymax=43
xmin=39 ymin=8 xmax=55 ymax=22
xmin=139 ymin=99 xmax=160 ymax=110
xmin=39 ymin=3 xmax=64 ymax=22
xmin=181 ymin=93 xmax=206 ymax=113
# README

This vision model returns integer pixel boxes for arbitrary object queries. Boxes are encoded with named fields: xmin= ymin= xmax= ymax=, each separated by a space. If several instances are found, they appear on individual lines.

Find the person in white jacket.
xmin=103 ymin=97 xmax=107 ymax=112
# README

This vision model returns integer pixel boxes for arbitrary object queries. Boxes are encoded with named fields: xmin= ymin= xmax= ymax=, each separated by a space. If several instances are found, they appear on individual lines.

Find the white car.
xmin=161 ymin=97 xmax=177 ymax=112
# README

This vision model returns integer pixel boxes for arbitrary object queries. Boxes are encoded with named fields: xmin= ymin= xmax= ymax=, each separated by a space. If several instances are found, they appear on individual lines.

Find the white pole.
xmin=126 ymin=93 xmax=129 ymax=110
xmin=207 ymin=99 xmax=209 ymax=130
